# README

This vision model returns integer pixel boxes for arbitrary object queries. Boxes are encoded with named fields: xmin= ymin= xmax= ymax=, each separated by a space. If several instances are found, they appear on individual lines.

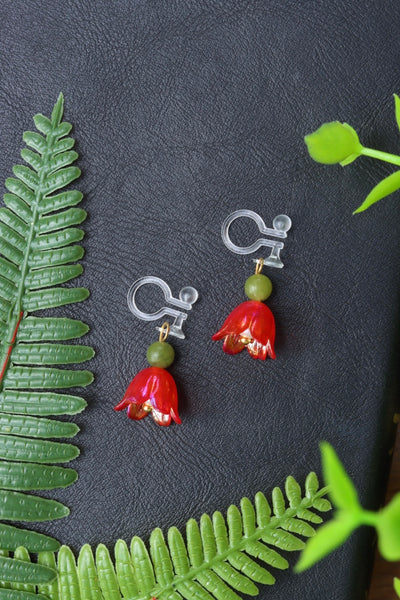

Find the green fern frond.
xmin=0 ymin=473 xmax=331 ymax=600
xmin=0 ymin=95 xmax=93 ymax=560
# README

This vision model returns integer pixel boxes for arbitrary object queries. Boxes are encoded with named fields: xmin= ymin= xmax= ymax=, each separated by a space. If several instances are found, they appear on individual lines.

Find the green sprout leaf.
xmin=376 ymin=493 xmax=400 ymax=560
xmin=304 ymin=122 xmax=362 ymax=165
xmin=294 ymin=515 xmax=355 ymax=573
xmin=295 ymin=443 xmax=367 ymax=573
xmin=353 ymin=170 xmax=400 ymax=213
xmin=394 ymin=577 xmax=400 ymax=598
xmin=394 ymin=94 xmax=400 ymax=133
xmin=320 ymin=442 xmax=360 ymax=512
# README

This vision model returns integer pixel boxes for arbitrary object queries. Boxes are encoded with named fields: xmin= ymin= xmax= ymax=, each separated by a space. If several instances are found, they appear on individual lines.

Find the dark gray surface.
xmin=1 ymin=1 xmax=400 ymax=598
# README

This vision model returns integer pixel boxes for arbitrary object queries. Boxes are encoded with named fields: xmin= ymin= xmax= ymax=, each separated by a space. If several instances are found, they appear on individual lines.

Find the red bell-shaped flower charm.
xmin=212 ymin=300 xmax=275 ymax=360
xmin=114 ymin=366 xmax=181 ymax=426
xmin=115 ymin=322 xmax=181 ymax=426
xmin=212 ymin=259 xmax=276 ymax=360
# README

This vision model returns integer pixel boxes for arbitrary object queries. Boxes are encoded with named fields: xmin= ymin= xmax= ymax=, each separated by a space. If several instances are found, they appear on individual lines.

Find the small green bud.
xmin=245 ymin=274 xmax=272 ymax=301
xmin=305 ymin=122 xmax=362 ymax=165
xmin=146 ymin=341 xmax=175 ymax=368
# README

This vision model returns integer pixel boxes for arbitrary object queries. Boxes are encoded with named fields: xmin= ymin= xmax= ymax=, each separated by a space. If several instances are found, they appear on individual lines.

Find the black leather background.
xmin=1 ymin=1 xmax=400 ymax=598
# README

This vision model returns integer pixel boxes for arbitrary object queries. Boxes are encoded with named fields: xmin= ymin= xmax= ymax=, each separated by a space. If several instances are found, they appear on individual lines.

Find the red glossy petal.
xmin=170 ymin=408 xmax=182 ymax=424
xmin=212 ymin=302 xmax=253 ymax=340
xmin=248 ymin=302 xmax=275 ymax=346
xmin=126 ymin=402 xmax=148 ymax=420
xmin=222 ymin=334 xmax=246 ymax=355
xmin=114 ymin=398 xmax=130 ymax=411
xmin=145 ymin=367 xmax=179 ymax=415
xmin=120 ymin=369 xmax=154 ymax=405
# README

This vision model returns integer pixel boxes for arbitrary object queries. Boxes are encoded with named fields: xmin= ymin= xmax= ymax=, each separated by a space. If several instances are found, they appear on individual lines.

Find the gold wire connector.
xmin=159 ymin=321 xmax=170 ymax=343
xmin=255 ymin=258 xmax=264 ymax=274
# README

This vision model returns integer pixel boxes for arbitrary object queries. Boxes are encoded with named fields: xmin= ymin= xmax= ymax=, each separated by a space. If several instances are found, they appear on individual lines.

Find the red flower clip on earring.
xmin=115 ymin=276 xmax=198 ymax=426
xmin=212 ymin=210 xmax=292 ymax=360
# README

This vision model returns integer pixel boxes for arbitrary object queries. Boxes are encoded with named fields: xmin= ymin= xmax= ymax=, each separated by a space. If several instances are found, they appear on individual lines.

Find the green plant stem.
xmin=361 ymin=147 xmax=400 ymax=167
xmin=359 ymin=510 xmax=379 ymax=527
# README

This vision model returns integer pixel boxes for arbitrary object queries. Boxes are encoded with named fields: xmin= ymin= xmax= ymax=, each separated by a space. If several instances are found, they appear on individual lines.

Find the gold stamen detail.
xmin=239 ymin=336 xmax=252 ymax=345
xmin=255 ymin=258 xmax=264 ymax=275
xmin=159 ymin=321 xmax=170 ymax=343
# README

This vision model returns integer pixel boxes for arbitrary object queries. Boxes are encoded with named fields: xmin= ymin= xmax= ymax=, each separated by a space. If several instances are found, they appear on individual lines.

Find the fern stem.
xmin=0 ymin=311 xmax=23 ymax=384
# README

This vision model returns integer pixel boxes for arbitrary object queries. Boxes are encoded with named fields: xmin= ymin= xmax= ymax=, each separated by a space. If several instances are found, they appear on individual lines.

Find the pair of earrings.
xmin=114 ymin=210 xmax=292 ymax=426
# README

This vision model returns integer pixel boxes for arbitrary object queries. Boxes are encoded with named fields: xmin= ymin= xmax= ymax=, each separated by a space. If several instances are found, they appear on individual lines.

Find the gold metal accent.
xmin=239 ymin=336 xmax=252 ymax=345
xmin=159 ymin=321 xmax=170 ymax=343
xmin=255 ymin=258 xmax=264 ymax=274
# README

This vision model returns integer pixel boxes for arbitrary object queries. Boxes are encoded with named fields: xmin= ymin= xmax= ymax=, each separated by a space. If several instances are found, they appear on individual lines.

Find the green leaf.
xmin=376 ymin=493 xmax=400 ymax=560
xmin=3 ymin=195 xmax=32 ymax=225
xmin=0 ymin=461 xmax=77 ymax=490
xmin=394 ymin=577 xmax=400 ymax=598
xmin=28 ymin=245 xmax=85 ymax=269
xmin=3 ymin=366 xmax=93 ymax=389
xmin=37 ymin=552 xmax=59 ymax=600
xmin=394 ymin=94 xmax=400 ymax=133
xmin=33 ymin=114 xmax=52 ymax=135
xmin=0 ymin=490 xmax=69 ymax=522
xmin=0 ymin=433 xmax=79 ymax=463
xmin=0 ymin=390 xmax=87 ymax=416
xmin=58 ymin=546 xmax=80 ymax=600
xmin=294 ymin=516 xmax=355 ymax=572
xmin=304 ymin=122 xmax=362 ymax=165
xmin=320 ymin=441 xmax=360 ymax=511
xmin=38 ymin=190 xmax=83 ymax=215
xmin=78 ymin=544 xmax=103 ymax=600
xmin=96 ymin=544 xmax=122 ymax=600
xmin=25 ymin=264 xmax=83 ymax=289
xmin=0 ymin=524 xmax=60 ymax=552
xmin=37 ymin=208 xmax=87 ymax=233
xmin=0 ymin=208 xmax=28 ymax=237
xmin=0 ymin=413 xmax=79 ymax=438
xmin=12 ymin=343 xmax=94 ymax=365
xmin=10 ymin=547 xmax=35 ymax=593
xmin=22 ymin=132 xmax=47 ymax=155
xmin=31 ymin=227 xmax=84 ymax=251
xmin=17 ymin=317 xmax=89 ymax=341
xmin=0 ymin=553 xmax=56 ymax=585
xmin=0 ymin=590 xmax=50 ymax=600
xmin=22 ymin=287 xmax=89 ymax=311
xmin=353 ymin=170 xmax=400 ymax=213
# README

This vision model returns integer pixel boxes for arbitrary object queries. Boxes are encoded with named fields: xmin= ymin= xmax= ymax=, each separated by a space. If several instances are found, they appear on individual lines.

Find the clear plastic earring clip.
xmin=221 ymin=209 xmax=292 ymax=268
xmin=127 ymin=276 xmax=198 ymax=339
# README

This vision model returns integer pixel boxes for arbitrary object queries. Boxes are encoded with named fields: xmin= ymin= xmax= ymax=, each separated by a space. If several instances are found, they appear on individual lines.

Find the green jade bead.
xmin=245 ymin=273 xmax=273 ymax=301
xmin=146 ymin=341 xmax=175 ymax=368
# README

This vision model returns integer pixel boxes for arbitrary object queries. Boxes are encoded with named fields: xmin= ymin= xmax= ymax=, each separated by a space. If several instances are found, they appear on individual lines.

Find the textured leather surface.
xmin=1 ymin=1 xmax=400 ymax=598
